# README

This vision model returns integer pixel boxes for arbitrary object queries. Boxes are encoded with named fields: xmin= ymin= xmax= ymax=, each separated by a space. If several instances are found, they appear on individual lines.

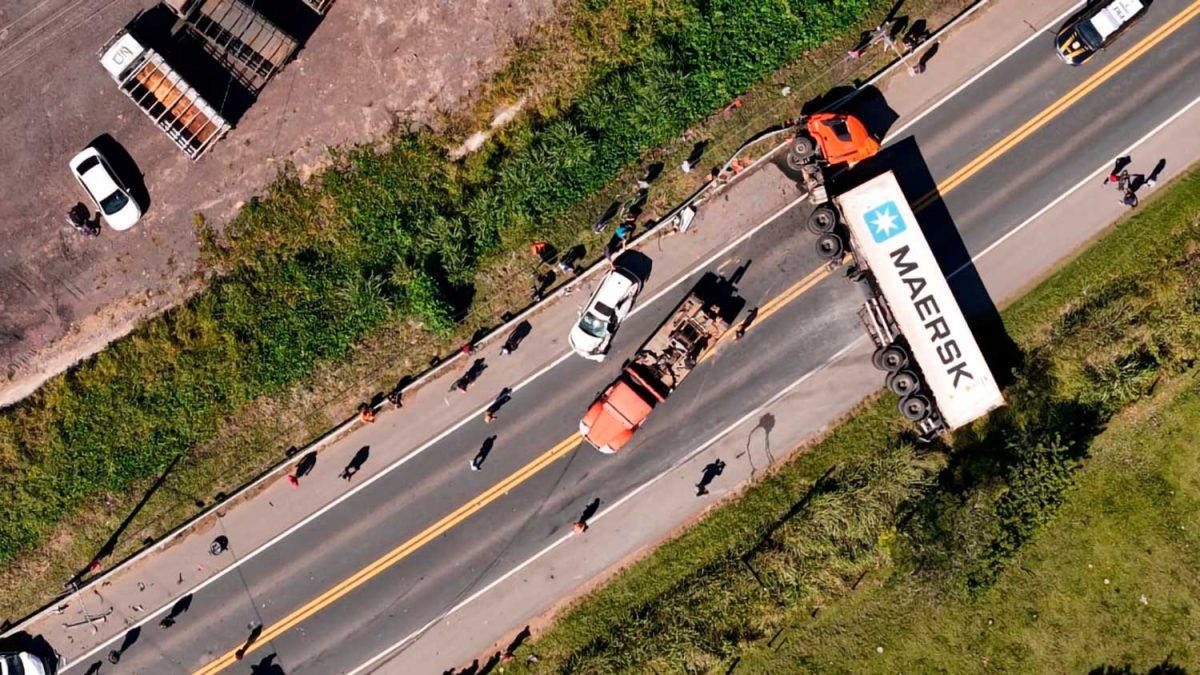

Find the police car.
xmin=1055 ymin=0 xmax=1148 ymax=65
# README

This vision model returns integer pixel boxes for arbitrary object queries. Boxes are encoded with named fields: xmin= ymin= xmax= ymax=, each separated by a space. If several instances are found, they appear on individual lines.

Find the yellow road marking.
xmin=193 ymin=433 xmax=581 ymax=674
xmin=195 ymin=7 xmax=1200 ymax=669
xmin=706 ymin=254 xmax=846 ymax=357
xmin=194 ymin=259 xmax=831 ymax=672
xmin=913 ymin=0 xmax=1200 ymax=211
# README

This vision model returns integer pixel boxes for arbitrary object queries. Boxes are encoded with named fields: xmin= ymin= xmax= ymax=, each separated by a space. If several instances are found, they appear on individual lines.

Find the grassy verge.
xmin=495 ymin=167 xmax=1200 ymax=671
xmin=0 ymin=0 xmax=967 ymax=623
xmin=745 ymin=372 xmax=1200 ymax=673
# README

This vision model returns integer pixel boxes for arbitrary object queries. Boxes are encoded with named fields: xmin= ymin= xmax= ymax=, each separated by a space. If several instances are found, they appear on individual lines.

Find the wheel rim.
xmin=888 ymin=370 xmax=918 ymax=396
xmin=808 ymin=208 xmax=837 ymax=233
xmin=900 ymin=395 xmax=929 ymax=421
xmin=882 ymin=347 xmax=906 ymax=371
xmin=816 ymin=234 xmax=842 ymax=259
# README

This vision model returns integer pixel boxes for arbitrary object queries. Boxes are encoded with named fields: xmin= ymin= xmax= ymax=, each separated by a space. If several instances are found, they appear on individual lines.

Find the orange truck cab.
xmin=804 ymin=113 xmax=880 ymax=165
xmin=579 ymin=364 xmax=666 ymax=454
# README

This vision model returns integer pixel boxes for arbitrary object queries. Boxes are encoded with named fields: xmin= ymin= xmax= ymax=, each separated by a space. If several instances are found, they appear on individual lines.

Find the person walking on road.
xmin=500 ymin=320 xmax=532 ymax=356
xmin=483 ymin=387 xmax=513 ymax=424
xmin=470 ymin=436 xmax=495 ymax=471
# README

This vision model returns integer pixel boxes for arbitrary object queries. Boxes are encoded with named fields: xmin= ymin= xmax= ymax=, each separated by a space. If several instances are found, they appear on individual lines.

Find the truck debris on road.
xmin=100 ymin=29 xmax=231 ymax=159
xmin=580 ymin=291 xmax=731 ymax=453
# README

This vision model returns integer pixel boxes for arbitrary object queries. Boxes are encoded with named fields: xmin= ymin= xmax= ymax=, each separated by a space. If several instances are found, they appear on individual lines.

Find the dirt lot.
xmin=0 ymin=0 xmax=556 ymax=406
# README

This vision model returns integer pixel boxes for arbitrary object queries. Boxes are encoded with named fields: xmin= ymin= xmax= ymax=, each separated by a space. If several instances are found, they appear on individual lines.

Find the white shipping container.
xmin=835 ymin=172 xmax=1004 ymax=428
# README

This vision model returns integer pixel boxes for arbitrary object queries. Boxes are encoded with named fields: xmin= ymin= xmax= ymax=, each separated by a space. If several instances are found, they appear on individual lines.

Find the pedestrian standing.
xmin=387 ymin=390 xmax=403 ymax=408
xmin=484 ymin=410 xmax=496 ymax=424
xmin=470 ymin=436 xmax=494 ymax=471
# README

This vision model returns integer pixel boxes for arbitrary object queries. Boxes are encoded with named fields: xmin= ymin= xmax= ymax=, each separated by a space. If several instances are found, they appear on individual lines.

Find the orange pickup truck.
xmin=579 ymin=293 xmax=729 ymax=454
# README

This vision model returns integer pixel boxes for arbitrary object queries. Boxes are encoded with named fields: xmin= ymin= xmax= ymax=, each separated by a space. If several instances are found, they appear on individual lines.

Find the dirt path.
xmin=0 ymin=0 xmax=556 ymax=406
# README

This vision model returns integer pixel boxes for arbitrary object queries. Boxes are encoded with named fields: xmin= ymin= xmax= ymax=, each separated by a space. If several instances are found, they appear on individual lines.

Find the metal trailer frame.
xmin=855 ymin=275 xmax=946 ymax=438
xmin=299 ymin=0 xmax=335 ymax=14
xmin=116 ymin=52 xmax=230 ymax=159
xmin=173 ymin=0 xmax=298 ymax=93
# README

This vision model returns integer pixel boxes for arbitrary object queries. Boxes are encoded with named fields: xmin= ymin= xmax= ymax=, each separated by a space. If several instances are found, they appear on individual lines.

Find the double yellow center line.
xmin=913 ymin=0 xmax=1200 ymax=211
xmin=194 ymin=4 xmax=1200 ymax=669
xmin=194 ymin=434 xmax=580 ymax=674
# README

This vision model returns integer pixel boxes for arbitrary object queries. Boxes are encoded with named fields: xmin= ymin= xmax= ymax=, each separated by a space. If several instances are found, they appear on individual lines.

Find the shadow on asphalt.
xmin=88 ymin=134 xmax=150 ymax=215
xmin=692 ymin=271 xmax=747 ymax=326
xmin=613 ymin=249 xmax=654 ymax=285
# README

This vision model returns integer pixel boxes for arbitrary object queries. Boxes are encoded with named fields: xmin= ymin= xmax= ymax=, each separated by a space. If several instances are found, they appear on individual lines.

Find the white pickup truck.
xmin=99 ymin=29 xmax=231 ymax=159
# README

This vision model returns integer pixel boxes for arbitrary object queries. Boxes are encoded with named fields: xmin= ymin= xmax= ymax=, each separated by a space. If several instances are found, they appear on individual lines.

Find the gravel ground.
xmin=0 ymin=0 xmax=556 ymax=406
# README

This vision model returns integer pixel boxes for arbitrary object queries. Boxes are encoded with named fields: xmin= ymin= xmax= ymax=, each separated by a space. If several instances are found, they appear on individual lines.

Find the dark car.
xmin=1055 ymin=0 xmax=1149 ymax=65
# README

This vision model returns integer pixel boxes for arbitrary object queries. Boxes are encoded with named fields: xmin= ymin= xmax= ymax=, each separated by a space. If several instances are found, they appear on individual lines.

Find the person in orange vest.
xmin=358 ymin=403 xmax=376 ymax=423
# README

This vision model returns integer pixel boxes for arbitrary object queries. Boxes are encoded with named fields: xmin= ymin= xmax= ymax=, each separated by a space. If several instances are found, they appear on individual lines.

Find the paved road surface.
xmin=18 ymin=0 xmax=1200 ymax=671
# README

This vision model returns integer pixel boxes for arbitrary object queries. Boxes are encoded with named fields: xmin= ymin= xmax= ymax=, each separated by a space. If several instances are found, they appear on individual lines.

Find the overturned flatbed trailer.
xmin=164 ymin=0 xmax=298 ymax=93
xmin=100 ymin=29 xmax=230 ymax=159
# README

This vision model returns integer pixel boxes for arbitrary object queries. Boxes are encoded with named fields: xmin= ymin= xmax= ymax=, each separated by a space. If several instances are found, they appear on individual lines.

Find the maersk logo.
xmin=864 ymin=201 xmax=906 ymax=243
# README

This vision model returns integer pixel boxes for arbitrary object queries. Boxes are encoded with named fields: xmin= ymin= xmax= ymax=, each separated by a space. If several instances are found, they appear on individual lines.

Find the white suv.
xmin=568 ymin=267 xmax=642 ymax=361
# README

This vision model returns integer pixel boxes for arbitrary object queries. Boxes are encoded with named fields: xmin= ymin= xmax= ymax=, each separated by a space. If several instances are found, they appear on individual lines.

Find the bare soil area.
xmin=0 ymin=0 xmax=556 ymax=406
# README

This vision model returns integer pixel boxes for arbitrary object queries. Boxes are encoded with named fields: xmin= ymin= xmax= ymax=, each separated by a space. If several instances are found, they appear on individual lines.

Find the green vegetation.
xmin=746 ymin=373 xmax=1200 ymax=673
xmin=500 ymin=167 xmax=1200 ymax=671
xmin=0 ymin=0 xmax=908 ymax=619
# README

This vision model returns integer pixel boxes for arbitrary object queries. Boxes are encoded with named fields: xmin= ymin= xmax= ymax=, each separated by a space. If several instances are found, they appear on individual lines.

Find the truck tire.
xmin=806 ymin=206 xmax=838 ymax=234
xmin=791 ymin=135 xmax=816 ymax=160
xmin=886 ymin=369 xmax=920 ymax=396
xmin=877 ymin=345 xmax=908 ymax=372
xmin=815 ymin=233 xmax=843 ymax=260
xmin=786 ymin=136 xmax=816 ymax=171
xmin=871 ymin=346 xmax=889 ymax=370
xmin=899 ymin=394 xmax=931 ymax=421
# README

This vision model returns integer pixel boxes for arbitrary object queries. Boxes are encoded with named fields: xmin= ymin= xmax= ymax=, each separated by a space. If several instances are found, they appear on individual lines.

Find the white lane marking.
xmin=57 ymin=194 xmax=810 ymax=673
xmin=347 ymin=337 xmax=868 ymax=675
xmin=49 ymin=3 xmax=1089 ymax=665
xmin=881 ymin=1 xmax=1086 ymax=144
xmin=19 ymin=0 xmax=1011 ymax=642
xmin=348 ymin=84 xmax=1200 ymax=675
xmin=947 ymin=92 xmax=1200 ymax=279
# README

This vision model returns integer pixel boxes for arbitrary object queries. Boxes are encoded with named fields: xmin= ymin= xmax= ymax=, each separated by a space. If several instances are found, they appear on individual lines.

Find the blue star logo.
xmin=864 ymin=201 xmax=906 ymax=243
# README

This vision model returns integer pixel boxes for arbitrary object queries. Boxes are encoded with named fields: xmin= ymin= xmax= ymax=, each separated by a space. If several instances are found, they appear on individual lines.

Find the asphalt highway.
xmin=53 ymin=0 xmax=1200 ymax=671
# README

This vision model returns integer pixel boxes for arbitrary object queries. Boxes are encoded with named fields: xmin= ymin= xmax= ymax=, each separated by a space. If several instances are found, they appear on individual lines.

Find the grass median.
xmin=497 ymin=167 xmax=1200 ymax=671
xmin=0 ymin=0 xmax=974 ymax=623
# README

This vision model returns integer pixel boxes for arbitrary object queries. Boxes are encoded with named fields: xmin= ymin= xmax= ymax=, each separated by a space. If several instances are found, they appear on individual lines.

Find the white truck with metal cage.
xmin=830 ymin=171 xmax=1005 ymax=435
xmin=100 ymin=29 xmax=230 ymax=159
